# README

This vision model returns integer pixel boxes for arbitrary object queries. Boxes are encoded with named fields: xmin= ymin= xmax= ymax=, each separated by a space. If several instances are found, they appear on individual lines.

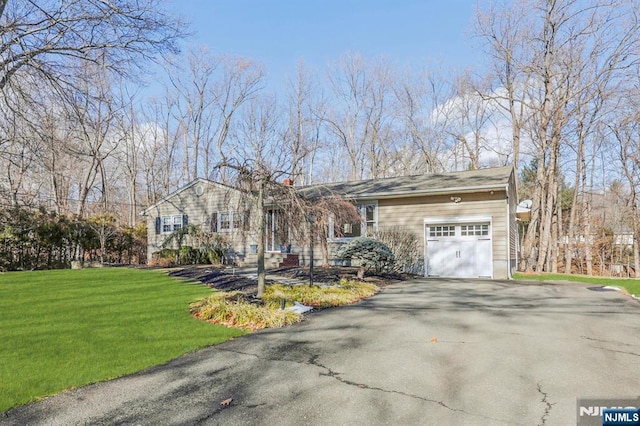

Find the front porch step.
xmin=280 ymin=254 xmax=299 ymax=267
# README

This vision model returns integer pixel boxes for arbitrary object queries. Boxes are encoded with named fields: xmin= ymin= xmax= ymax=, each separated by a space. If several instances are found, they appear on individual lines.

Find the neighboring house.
xmin=141 ymin=165 xmax=521 ymax=279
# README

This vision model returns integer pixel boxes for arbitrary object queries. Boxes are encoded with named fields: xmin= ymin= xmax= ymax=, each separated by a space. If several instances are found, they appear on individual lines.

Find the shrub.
xmin=179 ymin=246 xmax=197 ymax=264
xmin=191 ymin=280 xmax=379 ymax=331
xmin=374 ymin=226 xmax=424 ymax=274
xmin=190 ymin=292 xmax=302 ymax=331
xmin=192 ymin=231 xmax=229 ymax=265
xmin=147 ymin=257 xmax=175 ymax=268
xmin=157 ymin=248 xmax=178 ymax=260
xmin=264 ymin=279 xmax=378 ymax=308
xmin=337 ymin=237 xmax=394 ymax=279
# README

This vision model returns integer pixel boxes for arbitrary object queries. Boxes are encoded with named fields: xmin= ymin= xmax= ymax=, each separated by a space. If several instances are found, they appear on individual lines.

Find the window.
xmin=173 ymin=216 xmax=183 ymax=232
xmin=329 ymin=202 xmax=377 ymax=240
xmin=162 ymin=216 xmax=173 ymax=233
xmin=232 ymin=212 xmax=242 ymax=230
xmin=429 ymin=225 xmax=455 ymax=237
xmin=365 ymin=204 xmax=376 ymax=235
xmin=220 ymin=212 xmax=231 ymax=230
xmin=210 ymin=210 xmax=244 ymax=232
xmin=161 ymin=215 xmax=185 ymax=234
xmin=461 ymin=224 xmax=489 ymax=236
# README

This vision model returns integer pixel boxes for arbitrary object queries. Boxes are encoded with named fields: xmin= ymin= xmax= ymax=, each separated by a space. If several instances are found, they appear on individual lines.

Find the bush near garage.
xmin=337 ymin=237 xmax=394 ymax=279
xmin=374 ymin=226 xmax=424 ymax=274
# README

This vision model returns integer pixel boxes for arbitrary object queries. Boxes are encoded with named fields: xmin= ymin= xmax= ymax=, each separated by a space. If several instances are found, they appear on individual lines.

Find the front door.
xmin=266 ymin=209 xmax=288 ymax=252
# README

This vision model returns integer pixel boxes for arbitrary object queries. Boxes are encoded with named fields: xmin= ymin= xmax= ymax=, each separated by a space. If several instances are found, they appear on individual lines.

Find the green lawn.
xmin=0 ymin=268 xmax=244 ymax=413
xmin=513 ymin=272 xmax=640 ymax=296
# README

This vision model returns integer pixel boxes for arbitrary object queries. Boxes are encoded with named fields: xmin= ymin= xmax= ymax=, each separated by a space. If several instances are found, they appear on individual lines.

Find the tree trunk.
xmin=550 ymin=195 xmax=560 ymax=273
xmin=584 ymin=192 xmax=593 ymax=276
xmin=256 ymin=181 xmax=266 ymax=298
xmin=634 ymin=230 xmax=640 ymax=278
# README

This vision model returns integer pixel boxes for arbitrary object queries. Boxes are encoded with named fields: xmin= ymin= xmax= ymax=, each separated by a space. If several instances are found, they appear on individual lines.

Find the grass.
xmin=0 ymin=268 xmax=244 ymax=413
xmin=513 ymin=272 xmax=640 ymax=296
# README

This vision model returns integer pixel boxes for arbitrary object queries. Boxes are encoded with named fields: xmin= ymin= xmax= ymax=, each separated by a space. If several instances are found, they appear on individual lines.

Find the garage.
xmin=425 ymin=218 xmax=493 ymax=278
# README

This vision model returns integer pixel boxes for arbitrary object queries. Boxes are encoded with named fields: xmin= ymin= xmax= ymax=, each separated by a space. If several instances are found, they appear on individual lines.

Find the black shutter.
xmin=155 ymin=217 xmax=161 ymax=234
xmin=243 ymin=209 xmax=251 ymax=231
xmin=211 ymin=213 xmax=218 ymax=232
xmin=183 ymin=214 xmax=188 ymax=227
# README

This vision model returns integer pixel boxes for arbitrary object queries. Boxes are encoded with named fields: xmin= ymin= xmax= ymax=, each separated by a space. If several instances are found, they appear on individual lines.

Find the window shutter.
xmin=183 ymin=214 xmax=188 ymax=227
xmin=211 ymin=212 xmax=218 ymax=232
xmin=155 ymin=217 xmax=161 ymax=235
xmin=243 ymin=209 xmax=251 ymax=231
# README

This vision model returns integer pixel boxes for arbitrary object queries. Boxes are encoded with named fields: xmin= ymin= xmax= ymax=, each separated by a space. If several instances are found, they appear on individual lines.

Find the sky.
xmin=168 ymin=0 xmax=486 ymax=91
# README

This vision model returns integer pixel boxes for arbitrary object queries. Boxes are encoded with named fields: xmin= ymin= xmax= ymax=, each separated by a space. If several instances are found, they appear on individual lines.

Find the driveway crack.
xmin=589 ymin=345 xmax=640 ymax=357
xmin=216 ymin=349 xmax=514 ymax=424
xmin=307 ymin=355 xmax=512 ymax=424
xmin=537 ymin=383 xmax=554 ymax=425
xmin=581 ymin=335 xmax=638 ymax=348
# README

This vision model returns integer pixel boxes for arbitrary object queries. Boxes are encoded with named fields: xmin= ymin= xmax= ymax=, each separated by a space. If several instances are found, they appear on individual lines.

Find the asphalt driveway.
xmin=2 ymin=278 xmax=639 ymax=425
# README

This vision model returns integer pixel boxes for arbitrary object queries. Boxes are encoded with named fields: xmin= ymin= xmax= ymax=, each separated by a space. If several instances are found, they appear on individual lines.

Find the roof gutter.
xmin=344 ymin=183 xmax=509 ymax=200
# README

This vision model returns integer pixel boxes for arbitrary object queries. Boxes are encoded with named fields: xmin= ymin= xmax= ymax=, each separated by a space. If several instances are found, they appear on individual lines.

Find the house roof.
xmin=139 ymin=177 xmax=240 ymax=216
xmin=299 ymin=166 xmax=514 ymax=200
xmin=140 ymin=166 xmax=515 ymax=215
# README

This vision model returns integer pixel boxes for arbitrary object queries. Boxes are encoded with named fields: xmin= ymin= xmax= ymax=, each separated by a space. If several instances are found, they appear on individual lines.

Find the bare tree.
xmin=0 ymin=0 xmax=186 ymax=91
xmin=211 ymin=56 xmax=265 ymax=183
xmin=217 ymin=96 xmax=361 ymax=296
xmin=392 ymin=65 xmax=449 ymax=174
xmin=164 ymin=48 xmax=218 ymax=181
xmin=475 ymin=0 xmax=537 ymax=172
xmin=59 ymin=61 xmax=122 ymax=218
xmin=219 ymin=96 xmax=293 ymax=297
xmin=476 ymin=0 xmax=640 ymax=273
xmin=140 ymin=93 xmax=183 ymax=201
xmin=324 ymin=53 xmax=397 ymax=181
xmin=438 ymin=72 xmax=501 ymax=170
xmin=610 ymin=105 xmax=640 ymax=277
xmin=282 ymin=62 xmax=325 ymax=186
xmin=163 ymin=51 xmax=264 ymax=184
xmin=114 ymin=84 xmax=144 ymax=226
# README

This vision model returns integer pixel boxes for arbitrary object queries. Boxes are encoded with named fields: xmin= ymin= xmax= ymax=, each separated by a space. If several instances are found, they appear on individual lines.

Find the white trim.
xmin=328 ymin=201 xmax=378 ymax=240
xmin=161 ymin=214 xmax=184 ymax=234
xmin=423 ymin=216 xmax=492 ymax=225
xmin=140 ymin=178 xmax=240 ymax=216
xmin=214 ymin=210 xmax=242 ymax=233
xmin=506 ymin=199 xmax=511 ymax=279
xmin=342 ymin=184 xmax=509 ymax=200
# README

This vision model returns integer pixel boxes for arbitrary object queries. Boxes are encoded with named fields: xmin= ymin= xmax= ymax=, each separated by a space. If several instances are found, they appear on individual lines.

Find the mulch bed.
xmin=168 ymin=265 xmax=408 ymax=296
xmin=168 ymin=267 xmax=259 ymax=293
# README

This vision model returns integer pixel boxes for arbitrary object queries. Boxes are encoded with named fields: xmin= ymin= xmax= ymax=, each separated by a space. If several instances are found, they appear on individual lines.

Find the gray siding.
xmin=144 ymin=181 xmax=256 ymax=260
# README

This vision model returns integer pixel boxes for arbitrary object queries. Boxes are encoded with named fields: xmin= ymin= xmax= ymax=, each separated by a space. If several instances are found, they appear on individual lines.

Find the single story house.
xmin=141 ymin=165 xmax=521 ymax=279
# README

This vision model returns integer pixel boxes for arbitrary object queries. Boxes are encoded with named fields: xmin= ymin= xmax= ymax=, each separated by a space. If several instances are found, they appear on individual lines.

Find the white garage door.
xmin=425 ymin=222 xmax=492 ymax=278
